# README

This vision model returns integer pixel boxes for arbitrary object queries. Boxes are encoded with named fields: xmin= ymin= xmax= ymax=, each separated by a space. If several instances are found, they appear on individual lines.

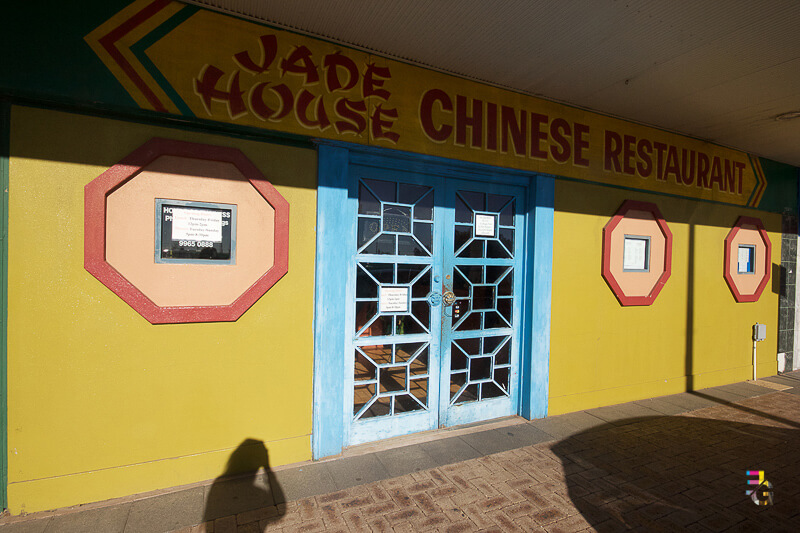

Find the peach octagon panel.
xmin=602 ymin=200 xmax=672 ymax=306
xmin=608 ymin=211 xmax=666 ymax=298
xmin=727 ymin=225 xmax=767 ymax=296
xmin=723 ymin=217 xmax=771 ymax=303
xmin=85 ymin=137 xmax=290 ymax=324
xmin=106 ymin=155 xmax=275 ymax=307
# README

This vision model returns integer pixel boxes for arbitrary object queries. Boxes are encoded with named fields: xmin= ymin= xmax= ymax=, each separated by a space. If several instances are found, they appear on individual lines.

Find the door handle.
xmin=442 ymin=291 xmax=456 ymax=306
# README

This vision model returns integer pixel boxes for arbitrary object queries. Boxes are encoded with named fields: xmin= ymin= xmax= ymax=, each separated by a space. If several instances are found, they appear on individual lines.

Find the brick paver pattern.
xmin=175 ymin=392 xmax=800 ymax=532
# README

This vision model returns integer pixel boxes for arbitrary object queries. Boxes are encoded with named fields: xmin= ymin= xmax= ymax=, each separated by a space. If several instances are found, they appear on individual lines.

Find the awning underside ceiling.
xmin=186 ymin=0 xmax=800 ymax=167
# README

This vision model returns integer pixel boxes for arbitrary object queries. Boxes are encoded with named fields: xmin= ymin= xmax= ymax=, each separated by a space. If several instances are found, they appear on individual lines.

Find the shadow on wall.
xmin=772 ymin=262 xmax=785 ymax=295
xmin=550 ymin=415 xmax=800 ymax=531
xmin=203 ymin=439 xmax=286 ymax=525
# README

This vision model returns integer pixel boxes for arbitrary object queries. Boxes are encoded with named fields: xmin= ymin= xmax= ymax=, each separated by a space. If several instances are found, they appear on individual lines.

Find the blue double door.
xmin=346 ymin=164 xmax=527 ymax=445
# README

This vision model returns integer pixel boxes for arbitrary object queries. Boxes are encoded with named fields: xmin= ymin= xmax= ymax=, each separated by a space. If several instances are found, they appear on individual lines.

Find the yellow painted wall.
xmin=7 ymin=106 xmax=317 ymax=513
xmin=550 ymin=180 xmax=781 ymax=415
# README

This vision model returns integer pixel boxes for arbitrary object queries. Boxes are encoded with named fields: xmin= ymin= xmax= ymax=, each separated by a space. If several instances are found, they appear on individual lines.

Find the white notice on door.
xmin=379 ymin=286 xmax=409 ymax=313
xmin=475 ymin=214 xmax=496 ymax=237
xmin=172 ymin=208 xmax=223 ymax=242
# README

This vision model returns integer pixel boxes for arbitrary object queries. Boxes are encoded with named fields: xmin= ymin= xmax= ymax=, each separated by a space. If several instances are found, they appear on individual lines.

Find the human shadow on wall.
xmin=203 ymin=439 xmax=286 ymax=526
xmin=550 ymin=414 xmax=800 ymax=531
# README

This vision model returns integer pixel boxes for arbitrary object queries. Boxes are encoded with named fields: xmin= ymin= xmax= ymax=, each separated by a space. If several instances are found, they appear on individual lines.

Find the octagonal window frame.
xmin=84 ymin=137 xmax=289 ymax=324
xmin=723 ymin=216 xmax=771 ymax=303
xmin=602 ymin=200 xmax=673 ymax=306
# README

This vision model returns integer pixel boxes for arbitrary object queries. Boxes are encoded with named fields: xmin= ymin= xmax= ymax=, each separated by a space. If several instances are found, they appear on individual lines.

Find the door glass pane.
xmin=356 ymin=264 xmax=379 ymax=298
xmin=365 ymin=263 xmax=394 ymax=284
xmin=363 ymin=178 xmax=396 ymax=203
xmin=498 ymin=196 xmax=516 ymax=227
xmin=359 ymin=313 xmax=393 ymax=337
xmin=396 ymin=393 xmax=425 ymax=413
xmin=407 ymin=378 xmax=428 ymax=406
xmin=483 ymin=311 xmax=509 ymax=329
xmin=454 ymin=224 xmax=471 ymax=252
xmin=397 ymin=264 xmax=425 ymax=284
xmin=411 ymin=270 xmax=431 ymax=297
xmin=363 ymin=233 xmax=396 ymax=254
xmin=451 ymin=346 xmax=468 ymax=371
xmin=499 ymin=228 xmax=514 ymax=253
xmin=380 ymin=366 xmax=407 ymax=393
xmin=482 ymin=382 xmax=505 ymax=399
xmin=410 ymin=347 xmax=429 ymax=375
xmin=358 ymin=178 xmax=433 ymax=256
xmin=455 ymin=312 xmax=482 ymax=331
xmin=397 ymin=343 xmax=425 ymax=363
xmin=450 ymin=372 xmax=467 ymax=401
xmin=354 ymin=342 xmax=431 ymax=420
xmin=398 ymin=235 xmax=428 ymax=256
xmin=487 ymin=194 xmax=512 ymax=214
xmin=413 ymin=223 xmax=433 ymax=253
xmin=450 ymin=336 xmax=512 ymax=405
xmin=358 ymin=183 xmax=381 ymax=215
xmin=399 ymin=183 xmax=429 ymax=205
xmin=359 ymin=345 xmax=392 ymax=365
xmin=455 ymin=194 xmax=472 ymax=223
xmin=460 ymin=384 xmax=479 ymax=403
xmin=383 ymin=204 xmax=411 ymax=233
xmin=460 ymin=191 xmax=485 ymax=211
xmin=355 ymin=300 xmax=377 ymax=332
xmin=358 ymin=218 xmax=380 ymax=247
xmin=497 ymin=270 xmax=513 ymax=296
xmin=413 ymin=190 xmax=434 ymax=221
xmin=354 ymin=351 xmax=377 ymax=381
xmin=354 ymin=384 xmax=378 ymax=416
xmin=469 ymin=357 xmax=492 ymax=380
xmin=472 ymin=285 xmax=496 ymax=310
xmin=359 ymin=393 xmax=391 ymax=418
xmin=411 ymin=301 xmax=430 ymax=330
xmin=396 ymin=314 xmax=425 ymax=335
xmin=486 ymin=240 xmax=511 ymax=259
xmin=455 ymin=337 xmax=480 ymax=355
xmin=459 ymin=240 xmax=485 ymax=258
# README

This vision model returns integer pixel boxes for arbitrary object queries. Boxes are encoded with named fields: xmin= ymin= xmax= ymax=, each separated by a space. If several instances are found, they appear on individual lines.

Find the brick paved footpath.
xmin=173 ymin=391 xmax=800 ymax=533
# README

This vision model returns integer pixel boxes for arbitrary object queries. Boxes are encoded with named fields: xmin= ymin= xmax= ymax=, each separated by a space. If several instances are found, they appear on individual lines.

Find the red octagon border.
xmin=84 ymin=138 xmax=289 ymax=324
xmin=602 ymin=200 xmax=673 ymax=306
xmin=723 ymin=216 xmax=771 ymax=303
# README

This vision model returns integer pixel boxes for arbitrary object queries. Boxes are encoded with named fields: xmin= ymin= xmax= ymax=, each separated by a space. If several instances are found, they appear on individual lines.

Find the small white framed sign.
xmin=475 ymin=214 xmax=497 ymax=238
xmin=738 ymin=245 xmax=755 ymax=274
xmin=379 ymin=286 xmax=410 ymax=313
xmin=622 ymin=235 xmax=650 ymax=272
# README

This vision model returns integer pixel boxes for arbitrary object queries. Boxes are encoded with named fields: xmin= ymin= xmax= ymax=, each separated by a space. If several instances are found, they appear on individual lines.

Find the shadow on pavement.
xmin=203 ymin=438 xmax=286 ymax=525
xmin=551 ymin=416 xmax=800 ymax=531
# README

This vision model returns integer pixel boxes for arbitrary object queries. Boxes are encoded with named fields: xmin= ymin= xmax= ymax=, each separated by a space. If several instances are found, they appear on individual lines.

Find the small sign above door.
xmin=475 ymin=214 xmax=497 ymax=238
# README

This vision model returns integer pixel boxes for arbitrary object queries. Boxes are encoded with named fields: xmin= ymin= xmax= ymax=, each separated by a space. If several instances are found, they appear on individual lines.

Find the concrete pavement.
xmin=2 ymin=371 xmax=799 ymax=532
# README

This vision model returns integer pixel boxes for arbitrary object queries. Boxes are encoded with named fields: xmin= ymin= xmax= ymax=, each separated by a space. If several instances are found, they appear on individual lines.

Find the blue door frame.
xmin=312 ymin=142 xmax=553 ymax=459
